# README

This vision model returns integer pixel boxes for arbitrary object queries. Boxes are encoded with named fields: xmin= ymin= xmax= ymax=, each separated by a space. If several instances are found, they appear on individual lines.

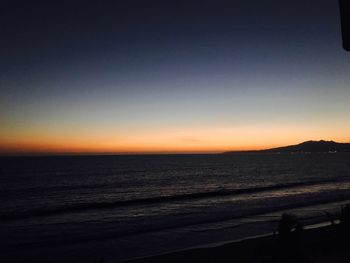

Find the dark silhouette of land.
xmin=224 ymin=140 xmax=350 ymax=154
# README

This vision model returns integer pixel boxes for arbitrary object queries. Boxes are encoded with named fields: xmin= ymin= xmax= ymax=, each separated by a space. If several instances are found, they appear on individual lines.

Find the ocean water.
xmin=1 ymin=153 xmax=350 ymax=262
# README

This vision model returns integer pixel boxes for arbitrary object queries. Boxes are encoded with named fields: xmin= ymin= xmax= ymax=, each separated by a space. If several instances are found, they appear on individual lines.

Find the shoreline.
xmin=120 ymin=200 xmax=349 ymax=262
xmin=125 ymin=220 xmax=349 ymax=263
xmin=2 ymin=200 xmax=349 ymax=263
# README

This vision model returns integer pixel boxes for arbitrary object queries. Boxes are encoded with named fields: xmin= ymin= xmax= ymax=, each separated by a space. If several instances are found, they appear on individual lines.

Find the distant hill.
xmin=224 ymin=140 xmax=350 ymax=154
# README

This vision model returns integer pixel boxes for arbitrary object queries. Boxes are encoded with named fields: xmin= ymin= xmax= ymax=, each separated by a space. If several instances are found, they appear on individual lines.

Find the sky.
xmin=0 ymin=0 xmax=349 ymax=154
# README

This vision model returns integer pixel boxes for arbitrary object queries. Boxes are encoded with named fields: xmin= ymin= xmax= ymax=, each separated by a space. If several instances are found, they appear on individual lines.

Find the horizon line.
xmin=0 ymin=151 xmax=223 ymax=157
xmin=1 ymin=140 xmax=348 ymax=157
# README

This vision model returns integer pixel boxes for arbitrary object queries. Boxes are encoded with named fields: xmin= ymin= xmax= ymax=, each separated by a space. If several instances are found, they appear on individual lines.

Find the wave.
xmin=1 ymin=179 xmax=348 ymax=221
xmin=4 ymin=196 xmax=350 ymax=252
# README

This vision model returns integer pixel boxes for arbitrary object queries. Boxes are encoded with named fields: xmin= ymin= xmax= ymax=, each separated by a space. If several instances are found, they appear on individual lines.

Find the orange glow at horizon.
xmin=1 ymin=124 xmax=350 ymax=154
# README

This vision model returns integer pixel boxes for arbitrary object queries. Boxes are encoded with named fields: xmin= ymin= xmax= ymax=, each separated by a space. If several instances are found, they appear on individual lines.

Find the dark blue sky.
xmin=1 ymin=0 xmax=349 ymax=153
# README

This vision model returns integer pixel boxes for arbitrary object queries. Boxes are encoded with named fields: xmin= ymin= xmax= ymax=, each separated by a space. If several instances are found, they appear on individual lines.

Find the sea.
xmin=1 ymin=153 xmax=350 ymax=262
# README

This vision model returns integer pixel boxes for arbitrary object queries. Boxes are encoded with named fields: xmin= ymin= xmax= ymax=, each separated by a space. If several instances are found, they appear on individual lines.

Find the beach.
xmin=126 ymin=222 xmax=349 ymax=263
xmin=1 ymin=217 xmax=349 ymax=263
xmin=1 ymin=154 xmax=350 ymax=262
xmin=2 ymin=0 xmax=350 ymax=261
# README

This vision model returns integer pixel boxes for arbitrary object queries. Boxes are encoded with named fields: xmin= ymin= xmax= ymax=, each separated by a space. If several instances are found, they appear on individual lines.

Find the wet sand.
xmin=125 ymin=223 xmax=349 ymax=263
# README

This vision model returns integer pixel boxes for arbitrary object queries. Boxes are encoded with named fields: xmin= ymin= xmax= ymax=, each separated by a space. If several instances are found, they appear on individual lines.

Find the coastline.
xmin=1 ymin=200 xmax=349 ymax=263
xmin=2 ymin=154 xmax=350 ymax=263
xmin=125 ymin=221 xmax=349 ymax=263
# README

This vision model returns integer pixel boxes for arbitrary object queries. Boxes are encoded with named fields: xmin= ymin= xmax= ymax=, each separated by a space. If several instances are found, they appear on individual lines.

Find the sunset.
xmin=1 ymin=1 xmax=350 ymax=262
xmin=2 ymin=124 xmax=350 ymax=154
xmin=1 ymin=0 xmax=350 ymax=155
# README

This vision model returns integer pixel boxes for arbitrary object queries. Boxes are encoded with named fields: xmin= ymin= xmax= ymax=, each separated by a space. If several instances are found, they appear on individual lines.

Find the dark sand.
xmin=1 ymin=221 xmax=348 ymax=262
xmin=125 ymin=224 xmax=349 ymax=263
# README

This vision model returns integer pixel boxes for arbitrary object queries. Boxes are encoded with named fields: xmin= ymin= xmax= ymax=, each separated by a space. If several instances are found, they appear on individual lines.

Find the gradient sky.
xmin=1 ymin=0 xmax=349 ymax=154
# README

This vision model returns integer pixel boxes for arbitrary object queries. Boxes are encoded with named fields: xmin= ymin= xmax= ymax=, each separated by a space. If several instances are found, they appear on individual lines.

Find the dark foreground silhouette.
xmin=126 ymin=206 xmax=350 ymax=263
xmin=340 ymin=0 xmax=350 ymax=51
